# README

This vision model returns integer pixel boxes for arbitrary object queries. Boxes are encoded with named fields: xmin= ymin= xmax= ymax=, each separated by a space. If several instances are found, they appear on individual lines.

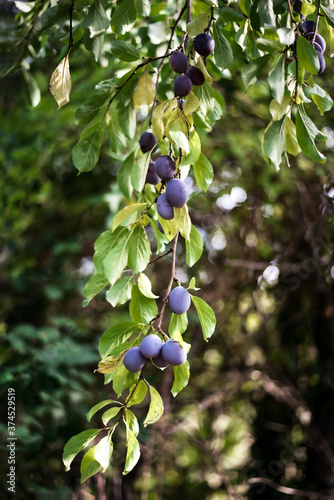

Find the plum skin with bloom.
xmin=168 ymin=286 xmax=191 ymax=314
xmin=174 ymin=75 xmax=192 ymax=97
xmin=155 ymin=155 xmax=176 ymax=180
xmin=139 ymin=131 xmax=157 ymax=153
xmin=140 ymin=334 xmax=163 ymax=359
xmin=186 ymin=66 xmax=205 ymax=86
xmin=157 ymin=192 xmax=174 ymax=220
xmin=170 ymin=51 xmax=188 ymax=73
xmin=146 ymin=162 xmax=160 ymax=185
xmin=166 ymin=178 xmax=188 ymax=208
xmin=123 ymin=347 xmax=146 ymax=373
xmin=161 ymin=339 xmax=187 ymax=366
xmin=193 ymin=33 xmax=215 ymax=57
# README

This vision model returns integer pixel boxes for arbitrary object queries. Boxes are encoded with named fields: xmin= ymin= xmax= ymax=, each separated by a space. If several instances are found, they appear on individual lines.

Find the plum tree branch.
xmin=248 ymin=477 xmax=333 ymax=499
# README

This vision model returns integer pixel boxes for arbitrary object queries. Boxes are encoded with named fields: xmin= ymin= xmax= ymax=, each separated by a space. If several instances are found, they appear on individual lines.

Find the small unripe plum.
xmin=140 ymin=334 xmax=163 ymax=359
xmin=146 ymin=162 xmax=160 ymax=185
xmin=170 ymin=51 xmax=188 ymax=73
xmin=174 ymin=74 xmax=192 ymax=97
xmin=304 ymin=31 xmax=326 ymax=52
xmin=318 ymin=51 xmax=325 ymax=74
xmin=166 ymin=178 xmax=188 ymax=208
xmin=157 ymin=221 xmax=164 ymax=234
xmin=186 ymin=66 xmax=205 ymax=86
xmin=161 ymin=339 xmax=187 ymax=366
xmin=124 ymin=347 xmax=146 ymax=373
xmin=193 ymin=32 xmax=215 ymax=57
xmin=153 ymin=354 xmax=169 ymax=369
xmin=300 ymin=20 xmax=315 ymax=35
xmin=157 ymin=192 xmax=174 ymax=220
xmin=139 ymin=131 xmax=158 ymax=153
xmin=168 ymin=286 xmax=191 ymax=315
xmin=155 ymin=155 xmax=176 ymax=180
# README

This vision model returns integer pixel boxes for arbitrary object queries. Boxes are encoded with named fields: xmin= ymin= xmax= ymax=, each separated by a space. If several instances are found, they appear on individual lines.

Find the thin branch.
xmin=148 ymin=248 xmax=173 ymax=265
xmin=149 ymin=2 xmax=188 ymax=125
xmin=155 ymin=231 xmax=179 ymax=333
xmin=68 ymin=0 xmax=75 ymax=52
xmin=248 ymin=477 xmax=333 ymax=499
xmin=312 ymin=0 xmax=322 ymax=44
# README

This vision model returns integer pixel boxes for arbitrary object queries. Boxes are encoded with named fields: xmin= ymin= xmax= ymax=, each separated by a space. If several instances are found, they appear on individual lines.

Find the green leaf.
xmin=157 ymin=216 xmax=178 ymax=242
xmin=187 ymin=12 xmax=210 ymax=36
xmin=180 ymin=129 xmax=201 ymax=167
xmin=295 ymin=105 xmax=326 ymax=162
xmin=134 ymin=0 xmax=150 ymax=16
xmin=143 ymin=384 xmax=164 ymax=426
xmin=262 ymin=117 xmax=286 ymax=171
xmin=268 ymin=54 xmax=285 ymax=104
xmin=321 ymin=4 xmax=334 ymax=29
xmin=219 ymin=6 xmax=245 ymax=22
xmin=80 ymin=447 xmax=102 ymax=483
xmin=125 ymin=409 xmax=139 ymax=436
xmin=82 ymin=0 xmax=109 ymax=38
xmin=103 ymin=230 xmax=133 ymax=285
xmin=63 ymin=429 xmax=101 ymax=471
xmin=110 ymin=40 xmax=140 ymax=62
xmin=87 ymin=400 xmax=120 ymax=422
xmin=285 ymin=116 xmax=301 ymax=156
xmin=83 ymin=273 xmax=108 ymax=304
xmin=93 ymin=227 xmax=129 ymax=274
xmin=195 ymin=82 xmax=215 ymax=115
xmin=296 ymin=35 xmax=320 ymax=75
xmin=98 ymin=352 xmax=127 ymax=374
xmin=193 ymin=153 xmax=213 ymax=192
xmin=277 ymin=27 xmax=295 ymax=46
xmin=113 ymin=365 xmax=140 ymax=397
xmin=258 ymin=0 xmax=275 ymax=26
xmin=23 ymin=68 xmax=41 ymax=108
xmin=98 ymin=322 xmax=141 ymax=359
xmin=212 ymin=23 xmax=233 ymax=70
xmin=191 ymin=295 xmax=216 ymax=341
xmin=72 ymin=124 xmax=104 ymax=173
xmin=131 ymin=152 xmax=151 ymax=193
xmin=49 ymin=54 xmax=71 ymax=110
xmin=93 ymin=435 xmax=113 ymax=471
xmin=241 ymin=54 xmax=272 ymax=89
xmin=174 ymin=205 xmax=191 ymax=241
xmin=133 ymin=72 xmax=155 ymax=107
xmin=137 ymin=273 xmax=159 ymax=299
xmin=112 ymin=203 xmax=148 ymax=231
xmin=127 ymin=226 xmax=151 ymax=273
xmin=111 ymin=0 xmax=136 ymax=35
xmin=186 ymin=225 xmax=204 ymax=267
xmin=129 ymin=285 xmax=158 ymax=323
xmin=171 ymin=361 xmax=190 ymax=397
xmin=118 ymin=101 xmax=136 ymax=139
xmin=169 ymin=313 xmax=188 ymax=335
xmin=127 ymin=380 xmax=148 ymax=407
xmin=76 ymin=88 xmax=112 ymax=127
xmin=168 ymin=120 xmax=190 ymax=154
xmin=106 ymin=276 xmax=134 ymax=307
xmin=305 ymin=83 xmax=334 ymax=116
xmin=101 ymin=406 xmax=122 ymax=426
xmin=183 ymin=92 xmax=200 ymax=116
xmin=116 ymin=152 xmax=134 ymax=200
xmin=123 ymin=427 xmax=140 ymax=475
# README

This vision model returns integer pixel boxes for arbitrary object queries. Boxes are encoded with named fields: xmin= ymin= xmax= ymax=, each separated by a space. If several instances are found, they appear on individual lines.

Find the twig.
xmin=148 ymin=248 xmax=173 ymax=265
xmin=155 ymin=231 xmax=179 ymax=333
xmin=248 ymin=477 xmax=333 ymax=499
xmin=68 ymin=0 xmax=75 ymax=53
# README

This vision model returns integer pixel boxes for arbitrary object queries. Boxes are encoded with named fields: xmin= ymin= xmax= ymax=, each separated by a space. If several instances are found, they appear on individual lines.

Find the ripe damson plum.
xmin=123 ymin=347 xmax=146 ymax=373
xmin=186 ymin=66 xmax=205 ymax=86
xmin=193 ymin=32 xmax=215 ymax=57
xmin=157 ymin=192 xmax=174 ymax=220
xmin=300 ymin=20 xmax=315 ymax=34
xmin=146 ymin=162 xmax=160 ymax=185
xmin=153 ymin=354 xmax=169 ymax=369
xmin=155 ymin=155 xmax=176 ymax=180
xmin=139 ymin=131 xmax=157 ymax=153
xmin=140 ymin=334 xmax=163 ymax=358
xmin=166 ymin=178 xmax=188 ymax=208
xmin=318 ymin=51 xmax=325 ymax=74
xmin=174 ymin=75 xmax=192 ymax=97
xmin=313 ymin=41 xmax=322 ymax=53
xmin=170 ymin=51 xmax=188 ymax=73
xmin=157 ymin=221 xmax=164 ymax=234
xmin=161 ymin=339 xmax=187 ymax=366
xmin=293 ymin=0 xmax=302 ymax=13
xmin=304 ymin=31 xmax=326 ymax=52
xmin=168 ymin=286 xmax=191 ymax=315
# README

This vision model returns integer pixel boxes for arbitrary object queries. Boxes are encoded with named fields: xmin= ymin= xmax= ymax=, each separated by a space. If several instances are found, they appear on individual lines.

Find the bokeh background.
xmin=1 ymin=0 xmax=334 ymax=498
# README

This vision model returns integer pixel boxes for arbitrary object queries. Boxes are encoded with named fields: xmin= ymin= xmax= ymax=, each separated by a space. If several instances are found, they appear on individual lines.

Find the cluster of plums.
xmin=123 ymin=286 xmax=191 ymax=373
xmin=299 ymin=20 xmax=326 ymax=74
xmin=139 ymin=131 xmax=189 ymax=222
xmin=169 ymin=32 xmax=215 ymax=98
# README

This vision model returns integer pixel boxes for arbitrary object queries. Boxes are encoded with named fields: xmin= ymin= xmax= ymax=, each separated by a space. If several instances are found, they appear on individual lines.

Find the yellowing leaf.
xmin=285 ymin=116 xmax=301 ymax=156
xmin=49 ymin=53 xmax=72 ymax=109
xmin=133 ymin=72 xmax=155 ymax=107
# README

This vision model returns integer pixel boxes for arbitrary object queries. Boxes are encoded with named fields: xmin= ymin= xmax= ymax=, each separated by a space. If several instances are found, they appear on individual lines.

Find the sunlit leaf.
xmin=49 ymin=53 xmax=71 ymax=109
